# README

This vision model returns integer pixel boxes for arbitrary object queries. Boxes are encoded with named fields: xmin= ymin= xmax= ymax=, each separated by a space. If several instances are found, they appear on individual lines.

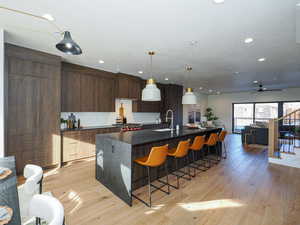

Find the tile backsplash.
xmin=61 ymin=99 xmax=160 ymax=127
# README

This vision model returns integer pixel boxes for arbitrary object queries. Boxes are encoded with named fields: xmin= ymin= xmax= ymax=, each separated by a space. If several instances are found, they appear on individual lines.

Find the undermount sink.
xmin=153 ymin=128 xmax=173 ymax=132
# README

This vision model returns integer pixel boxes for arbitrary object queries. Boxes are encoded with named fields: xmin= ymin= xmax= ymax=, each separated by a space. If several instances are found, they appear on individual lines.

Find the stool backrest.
xmin=219 ymin=130 xmax=227 ymax=142
xmin=29 ymin=194 xmax=64 ymax=225
xmin=23 ymin=164 xmax=43 ymax=195
xmin=206 ymin=133 xmax=218 ymax=146
xmin=174 ymin=139 xmax=190 ymax=158
xmin=190 ymin=136 xmax=205 ymax=151
xmin=146 ymin=144 xmax=169 ymax=167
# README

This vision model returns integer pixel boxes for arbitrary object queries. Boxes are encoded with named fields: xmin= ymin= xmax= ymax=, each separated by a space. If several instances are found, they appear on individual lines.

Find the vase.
xmin=207 ymin=121 xmax=214 ymax=127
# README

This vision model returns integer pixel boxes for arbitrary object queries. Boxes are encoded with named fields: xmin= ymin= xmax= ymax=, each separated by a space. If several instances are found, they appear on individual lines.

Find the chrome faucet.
xmin=165 ymin=109 xmax=174 ymax=130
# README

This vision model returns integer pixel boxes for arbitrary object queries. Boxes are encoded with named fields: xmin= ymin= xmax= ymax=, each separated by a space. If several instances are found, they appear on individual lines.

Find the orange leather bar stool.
xmin=188 ymin=136 xmax=207 ymax=177
xmin=132 ymin=144 xmax=170 ymax=207
xmin=204 ymin=133 xmax=219 ymax=167
xmin=167 ymin=139 xmax=191 ymax=189
xmin=218 ymin=130 xmax=228 ymax=158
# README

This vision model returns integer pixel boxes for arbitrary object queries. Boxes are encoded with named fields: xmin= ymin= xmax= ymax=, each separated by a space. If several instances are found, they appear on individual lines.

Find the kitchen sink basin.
xmin=153 ymin=128 xmax=173 ymax=132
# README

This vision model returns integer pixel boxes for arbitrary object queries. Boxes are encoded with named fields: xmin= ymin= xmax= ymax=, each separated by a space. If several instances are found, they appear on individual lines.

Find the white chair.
xmin=18 ymin=164 xmax=43 ymax=223
xmin=28 ymin=195 xmax=65 ymax=225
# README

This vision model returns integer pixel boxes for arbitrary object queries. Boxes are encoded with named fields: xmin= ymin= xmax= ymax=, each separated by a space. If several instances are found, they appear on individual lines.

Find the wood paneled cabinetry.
xmin=62 ymin=128 xmax=120 ymax=163
xmin=160 ymin=84 xmax=183 ymax=126
xmin=116 ymin=73 xmax=141 ymax=99
xmin=5 ymin=44 xmax=61 ymax=173
xmin=61 ymin=63 xmax=116 ymax=112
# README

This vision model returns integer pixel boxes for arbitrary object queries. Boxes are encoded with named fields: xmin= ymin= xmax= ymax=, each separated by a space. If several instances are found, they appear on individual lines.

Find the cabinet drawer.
xmin=63 ymin=142 xmax=79 ymax=162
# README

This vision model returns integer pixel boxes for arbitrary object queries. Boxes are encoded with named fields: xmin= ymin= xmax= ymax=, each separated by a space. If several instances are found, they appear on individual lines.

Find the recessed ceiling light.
xmin=99 ymin=60 xmax=104 ymax=64
xmin=234 ymin=72 xmax=240 ymax=75
xmin=213 ymin=0 xmax=225 ymax=4
xmin=42 ymin=14 xmax=55 ymax=21
xmin=244 ymin=38 xmax=254 ymax=44
xmin=253 ymin=80 xmax=258 ymax=84
xmin=258 ymin=58 xmax=266 ymax=62
xmin=297 ymin=3 xmax=300 ymax=6
xmin=165 ymin=78 xmax=169 ymax=81
xmin=199 ymin=87 xmax=203 ymax=90
xmin=138 ymin=70 xmax=143 ymax=74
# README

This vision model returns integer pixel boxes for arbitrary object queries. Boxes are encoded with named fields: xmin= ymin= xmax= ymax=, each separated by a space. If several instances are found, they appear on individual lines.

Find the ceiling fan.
xmin=254 ymin=83 xmax=282 ymax=92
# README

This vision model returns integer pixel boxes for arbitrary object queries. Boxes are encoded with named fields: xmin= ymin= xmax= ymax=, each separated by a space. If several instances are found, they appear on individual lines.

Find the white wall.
xmin=0 ymin=29 xmax=4 ymax=157
xmin=208 ymin=87 xmax=300 ymax=132
xmin=61 ymin=99 xmax=160 ymax=127
xmin=183 ymin=92 xmax=208 ymax=125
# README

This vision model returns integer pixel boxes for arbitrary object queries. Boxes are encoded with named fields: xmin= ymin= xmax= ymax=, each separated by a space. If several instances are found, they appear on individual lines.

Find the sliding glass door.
xmin=233 ymin=102 xmax=278 ymax=133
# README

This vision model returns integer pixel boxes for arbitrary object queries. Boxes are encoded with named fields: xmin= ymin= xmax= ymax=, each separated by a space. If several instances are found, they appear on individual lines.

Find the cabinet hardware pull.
xmin=112 ymin=145 xmax=115 ymax=153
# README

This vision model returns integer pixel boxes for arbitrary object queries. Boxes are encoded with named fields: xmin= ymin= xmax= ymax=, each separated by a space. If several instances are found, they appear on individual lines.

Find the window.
xmin=233 ymin=104 xmax=254 ymax=133
xmin=255 ymin=103 xmax=278 ymax=122
xmin=283 ymin=102 xmax=300 ymax=125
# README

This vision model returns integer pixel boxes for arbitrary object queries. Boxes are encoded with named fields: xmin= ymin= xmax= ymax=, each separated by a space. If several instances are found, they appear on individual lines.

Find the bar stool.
xmin=188 ymin=136 xmax=207 ymax=177
xmin=218 ymin=130 xmax=228 ymax=159
xmin=167 ymin=139 xmax=191 ymax=189
xmin=204 ymin=133 xmax=219 ymax=167
xmin=18 ymin=164 xmax=43 ymax=224
xmin=28 ymin=194 xmax=65 ymax=225
xmin=132 ymin=144 xmax=170 ymax=208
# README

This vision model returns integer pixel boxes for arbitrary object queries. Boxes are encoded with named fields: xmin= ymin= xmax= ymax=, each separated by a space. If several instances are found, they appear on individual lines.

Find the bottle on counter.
xmin=77 ymin=119 xmax=81 ymax=129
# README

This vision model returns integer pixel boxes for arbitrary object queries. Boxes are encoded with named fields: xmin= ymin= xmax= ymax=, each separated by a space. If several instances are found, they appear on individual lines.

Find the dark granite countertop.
xmin=96 ymin=127 xmax=221 ymax=146
xmin=61 ymin=125 xmax=118 ymax=132
xmin=61 ymin=122 xmax=168 ymax=133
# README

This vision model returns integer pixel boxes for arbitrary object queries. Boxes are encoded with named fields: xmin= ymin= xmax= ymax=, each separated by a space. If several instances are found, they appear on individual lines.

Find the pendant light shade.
xmin=182 ymin=66 xmax=197 ymax=104
xmin=142 ymin=78 xmax=161 ymax=101
xmin=182 ymin=88 xmax=197 ymax=104
xmin=56 ymin=31 xmax=82 ymax=55
xmin=141 ymin=52 xmax=161 ymax=101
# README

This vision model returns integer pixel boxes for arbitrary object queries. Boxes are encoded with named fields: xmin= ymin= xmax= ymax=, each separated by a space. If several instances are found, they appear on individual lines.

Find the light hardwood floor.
xmin=42 ymin=134 xmax=300 ymax=225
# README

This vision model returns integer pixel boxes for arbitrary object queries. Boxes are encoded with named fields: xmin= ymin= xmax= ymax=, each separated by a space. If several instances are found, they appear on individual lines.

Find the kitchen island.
xmin=95 ymin=127 xmax=221 ymax=206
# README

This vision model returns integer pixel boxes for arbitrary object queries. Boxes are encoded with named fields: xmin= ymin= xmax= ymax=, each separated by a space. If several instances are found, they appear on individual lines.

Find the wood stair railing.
xmin=268 ymin=108 xmax=300 ymax=158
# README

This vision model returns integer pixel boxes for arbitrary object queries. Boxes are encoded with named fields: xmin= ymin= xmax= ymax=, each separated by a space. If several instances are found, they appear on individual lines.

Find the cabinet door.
xmin=61 ymin=71 xmax=81 ymax=112
xmin=97 ymin=77 xmax=116 ymax=112
xmin=80 ymin=74 xmax=97 ymax=112
xmin=79 ymin=131 xmax=95 ymax=158
xmin=63 ymin=132 xmax=80 ymax=162
xmin=116 ymin=77 xmax=129 ymax=98
xmin=128 ymin=78 xmax=141 ymax=100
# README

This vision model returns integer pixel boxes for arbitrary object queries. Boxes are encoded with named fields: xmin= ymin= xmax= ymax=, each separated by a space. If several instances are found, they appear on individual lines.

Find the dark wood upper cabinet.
xmin=116 ymin=73 xmax=141 ymax=100
xmin=80 ymin=74 xmax=97 ymax=112
xmin=61 ymin=63 xmax=116 ymax=112
xmin=96 ymin=77 xmax=116 ymax=112
xmin=61 ymin=70 xmax=81 ymax=112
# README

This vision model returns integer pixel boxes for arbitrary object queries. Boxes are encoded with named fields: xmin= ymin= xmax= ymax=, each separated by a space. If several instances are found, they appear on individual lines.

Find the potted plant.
xmin=204 ymin=107 xmax=218 ymax=127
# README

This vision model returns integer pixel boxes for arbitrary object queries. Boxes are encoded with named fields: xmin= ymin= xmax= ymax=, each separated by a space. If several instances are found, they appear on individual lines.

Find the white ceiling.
xmin=1 ymin=0 xmax=300 ymax=94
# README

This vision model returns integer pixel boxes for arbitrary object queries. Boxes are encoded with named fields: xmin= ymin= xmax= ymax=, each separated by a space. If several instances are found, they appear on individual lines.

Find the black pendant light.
xmin=56 ymin=31 xmax=82 ymax=55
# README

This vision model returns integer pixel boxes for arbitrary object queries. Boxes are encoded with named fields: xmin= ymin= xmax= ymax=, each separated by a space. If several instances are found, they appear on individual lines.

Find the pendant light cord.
xmin=0 ymin=5 xmax=64 ymax=34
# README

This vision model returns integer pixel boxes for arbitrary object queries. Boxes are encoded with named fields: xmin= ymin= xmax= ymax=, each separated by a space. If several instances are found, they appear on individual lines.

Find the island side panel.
xmin=96 ymin=136 xmax=132 ymax=205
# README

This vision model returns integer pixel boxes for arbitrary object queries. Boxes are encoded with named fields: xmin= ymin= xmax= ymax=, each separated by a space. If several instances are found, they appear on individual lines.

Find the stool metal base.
xmin=132 ymin=163 xmax=170 ymax=208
